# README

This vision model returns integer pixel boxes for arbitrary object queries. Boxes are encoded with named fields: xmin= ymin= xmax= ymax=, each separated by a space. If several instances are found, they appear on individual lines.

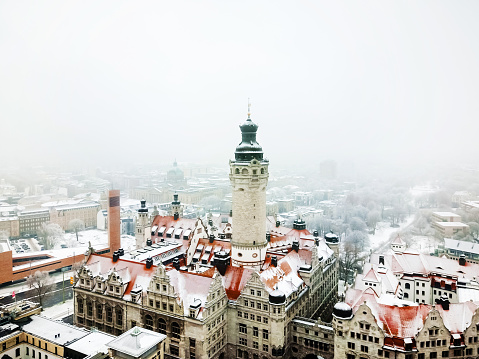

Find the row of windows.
xmin=243 ymin=299 xmax=268 ymax=311
xmin=239 ymin=324 xmax=269 ymax=339
xmin=237 ymin=311 xmax=268 ymax=324
xmin=148 ymin=299 xmax=175 ymax=312
xmin=350 ymin=331 xmax=380 ymax=344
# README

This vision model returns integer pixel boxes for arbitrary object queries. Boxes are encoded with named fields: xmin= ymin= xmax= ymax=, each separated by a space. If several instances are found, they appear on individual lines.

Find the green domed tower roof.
xmin=234 ymin=113 xmax=264 ymax=162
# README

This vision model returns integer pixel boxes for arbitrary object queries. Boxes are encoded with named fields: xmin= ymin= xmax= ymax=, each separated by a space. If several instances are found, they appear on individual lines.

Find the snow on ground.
xmin=41 ymin=298 xmax=74 ymax=320
xmin=63 ymin=229 xmax=136 ymax=252
xmin=408 ymin=235 xmax=441 ymax=255
xmin=369 ymin=215 xmax=415 ymax=250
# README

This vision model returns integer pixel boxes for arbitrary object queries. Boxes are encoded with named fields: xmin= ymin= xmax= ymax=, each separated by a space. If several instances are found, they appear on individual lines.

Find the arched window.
xmin=86 ymin=301 xmax=93 ymax=317
xmin=404 ymin=293 xmax=409 ymax=299
xmin=171 ymin=322 xmax=181 ymax=339
xmin=405 ymin=283 xmax=410 ymax=289
xmin=77 ymin=298 xmax=84 ymax=314
xmin=158 ymin=318 xmax=166 ymax=334
xmin=235 ymin=168 xmax=240 ymax=174
xmin=96 ymin=303 xmax=103 ymax=319
xmin=106 ymin=306 xmax=112 ymax=322
xmin=261 ymin=168 xmax=264 ymax=174
xmin=116 ymin=308 xmax=123 ymax=325
xmin=242 ymin=168 xmax=248 ymax=175
xmin=145 ymin=315 xmax=153 ymax=330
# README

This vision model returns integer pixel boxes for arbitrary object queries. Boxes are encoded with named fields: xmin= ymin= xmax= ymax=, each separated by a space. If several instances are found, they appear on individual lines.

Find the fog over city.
xmin=1 ymin=1 xmax=479 ymax=171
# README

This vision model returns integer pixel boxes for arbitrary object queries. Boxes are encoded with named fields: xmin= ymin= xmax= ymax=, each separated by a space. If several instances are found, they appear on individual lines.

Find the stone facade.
xmin=229 ymin=158 xmax=269 ymax=268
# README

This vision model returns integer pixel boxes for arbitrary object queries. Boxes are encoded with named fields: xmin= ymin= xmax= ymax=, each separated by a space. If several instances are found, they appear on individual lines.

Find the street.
xmin=0 ymin=279 xmax=73 ymax=308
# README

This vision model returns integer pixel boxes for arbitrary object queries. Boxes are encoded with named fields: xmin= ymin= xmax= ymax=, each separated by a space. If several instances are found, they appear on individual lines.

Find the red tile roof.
xmin=85 ymin=254 xmax=157 ymax=296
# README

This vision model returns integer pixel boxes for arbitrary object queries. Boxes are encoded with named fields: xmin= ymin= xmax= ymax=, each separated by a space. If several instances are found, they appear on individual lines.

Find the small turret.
xmin=293 ymin=217 xmax=306 ymax=230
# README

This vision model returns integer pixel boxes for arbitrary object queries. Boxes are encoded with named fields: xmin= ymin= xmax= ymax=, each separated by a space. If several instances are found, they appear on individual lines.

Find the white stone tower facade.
xmin=230 ymin=112 xmax=269 ymax=268
xmin=135 ymin=199 xmax=151 ymax=249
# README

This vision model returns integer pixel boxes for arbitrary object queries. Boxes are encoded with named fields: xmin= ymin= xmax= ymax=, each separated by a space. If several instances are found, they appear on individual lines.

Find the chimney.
xmin=266 ymin=232 xmax=271 ymax=242
xmin=146 ymin=238 xmax=152 ymax=247
xmin=313 ymin=230 xmax=319 ymax=237
xmin=276 ymin=221 xmax=280 ymax=227
xmin=459 ymin=254 xmax=466 ymax=266
xmin=292 ymin=240 xmax=299 ymax=252
xmin=271 ymin=256 xmax=278 ymax=267
xmin=108 ymin=190 xmax=121 ymax=256
xmin=209 ymin=234 xmax=215 ymax=243
xmin=439 ymin=294 xmax=450 ymax=310
xmin=174 ymin=212 xmax=179 ymax=220
xmin=112 ymin=251 xmax=120 ymax=262
xmin=173 ymin=257 xmax=180 ymax=270
xmin=315 ymin=237 xmax=319 ymax=246
xmin=379 ymin=255 xmax=385 ymax=265
xmin=229 ymin=210 xmax=233 ymax=217
xmin=145 ymin=257 xmax=153 ymax=269
xmin=214 ymin=251 xmax=230 ymax=276
xmin=118 ymin=248 xmax=124 ymax=256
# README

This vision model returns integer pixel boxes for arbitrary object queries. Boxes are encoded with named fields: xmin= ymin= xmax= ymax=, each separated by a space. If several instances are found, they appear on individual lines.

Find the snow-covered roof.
xmin=107 ymin=327 xmax=166 ymax=357
xmin=23 ymin=316 xmax=88 ymax=345
xmin=66 ymin=331 xmax=115 ymax=355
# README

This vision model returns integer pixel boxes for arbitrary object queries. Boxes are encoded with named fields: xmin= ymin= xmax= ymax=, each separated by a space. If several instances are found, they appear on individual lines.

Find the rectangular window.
xmin=361 ymin=345 xmax=368 ymax=353
xmin=253 ymin=341 xmax=258 ymax=349
xmin=253 ymin=327 xmax=258 ymax=337
xmin=239 ymin=324 xmax=247 ymax=334
xmin=239 ymin=338 xmax=247 ymax=346
xmin=263 ymin=329 xmax=269 ymax=340
xmin=16 ymin=348 xmax=20 ymax=357
xmin=263 ymin=344 xmax=268 ymax=352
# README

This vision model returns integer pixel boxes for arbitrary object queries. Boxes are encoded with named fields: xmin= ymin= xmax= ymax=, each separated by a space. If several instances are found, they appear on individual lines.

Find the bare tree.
xmin=367 ymin=210 xmax=381 ymax=234
xmin=37 ymin=223 xmax=64 ymax=249
xmin=68 ymin=219 xmax=85 ymax=241
xmin=467 ymin=222 xmax=479 ymax=241
xmin=27 ymin=270 xmax=54 ymax=308
xmin=339 ymin=241 xmax=362 ymax=284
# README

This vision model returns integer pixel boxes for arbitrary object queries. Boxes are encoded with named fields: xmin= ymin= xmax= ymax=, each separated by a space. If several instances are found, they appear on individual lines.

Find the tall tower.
xmin=229 ymin=107 xmax=269 ymax=268
xmin=135 ymin=199 xmax=151 ymax=249
xmin=108 ymin=190 xmax=121 ymax=256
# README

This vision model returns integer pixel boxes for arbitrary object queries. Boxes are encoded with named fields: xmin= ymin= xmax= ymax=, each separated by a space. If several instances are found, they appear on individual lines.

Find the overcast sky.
xmin=1 ymin=1 xmax=478 ymax=170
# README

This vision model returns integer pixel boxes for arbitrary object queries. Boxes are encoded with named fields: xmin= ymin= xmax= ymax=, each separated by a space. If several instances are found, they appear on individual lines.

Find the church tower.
xmin=229 ymin=107 xmax=269 ymax=268
xmin=135 ymin=199 xmax=151 ymax=249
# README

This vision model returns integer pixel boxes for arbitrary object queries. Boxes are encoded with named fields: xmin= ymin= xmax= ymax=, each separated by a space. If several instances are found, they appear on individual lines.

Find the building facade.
xmin=74 ymin=111 xmax=339 ymax=359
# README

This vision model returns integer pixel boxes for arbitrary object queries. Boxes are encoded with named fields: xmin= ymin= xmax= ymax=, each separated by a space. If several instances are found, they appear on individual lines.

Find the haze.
xmin=1 ymin=1 xmax=479 ymax=170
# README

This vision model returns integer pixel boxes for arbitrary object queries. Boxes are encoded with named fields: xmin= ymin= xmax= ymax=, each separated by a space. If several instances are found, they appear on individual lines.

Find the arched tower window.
xmin=242 ymin=168 xmax=248 ymax=175
xmin=261 ymin=168 xmax=264 ymax=174
xmin=235 ymin=168 xmax=240 ymax=174
xmin=171 ymin=322 xmax=181 ymax=339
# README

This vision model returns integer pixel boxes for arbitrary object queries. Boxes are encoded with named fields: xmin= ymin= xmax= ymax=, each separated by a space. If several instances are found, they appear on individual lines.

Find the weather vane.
xmin=248 ymin=98 xmax=251 ymax=119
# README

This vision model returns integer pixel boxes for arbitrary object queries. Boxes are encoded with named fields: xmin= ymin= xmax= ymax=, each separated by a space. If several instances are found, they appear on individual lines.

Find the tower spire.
xmin=247 ymin=98 xmax=251 ymax=119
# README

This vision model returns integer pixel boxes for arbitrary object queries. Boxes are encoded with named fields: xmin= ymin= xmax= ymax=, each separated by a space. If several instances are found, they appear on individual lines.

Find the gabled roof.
xmin=363 ymin=268 xmax=380 ymax=283
xmin=84 ymin=254 xmax=156 ymax=296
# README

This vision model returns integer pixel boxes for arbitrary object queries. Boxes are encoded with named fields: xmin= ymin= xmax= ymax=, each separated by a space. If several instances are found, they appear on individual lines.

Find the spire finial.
xmin=247 ymin=98 xmax=251 ymax=119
